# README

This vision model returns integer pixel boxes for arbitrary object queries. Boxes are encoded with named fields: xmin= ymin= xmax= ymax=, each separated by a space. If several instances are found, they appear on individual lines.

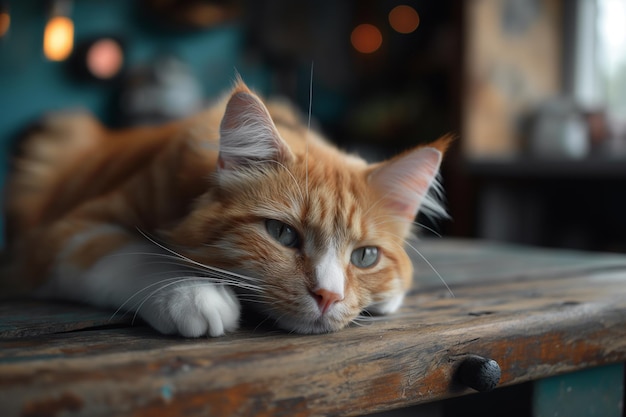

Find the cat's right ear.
xmin=367 ymin=135 xmax=453 ymax=221
xmin=218 ymin=85 xmax=294 ymax=171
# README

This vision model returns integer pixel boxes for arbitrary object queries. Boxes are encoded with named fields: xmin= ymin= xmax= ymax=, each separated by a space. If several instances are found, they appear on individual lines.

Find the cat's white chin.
xmin=254 ymin=294 xmax=406 ymax=334
xmin=267 ymin=310 xmax=351 ymax=334
xmin=276 ymin=317 xmax=346 ymax=334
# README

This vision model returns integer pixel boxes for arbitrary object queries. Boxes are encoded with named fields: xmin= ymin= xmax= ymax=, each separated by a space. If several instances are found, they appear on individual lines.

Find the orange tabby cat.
xmin=3 ymin=79 xmax=451 ymax=337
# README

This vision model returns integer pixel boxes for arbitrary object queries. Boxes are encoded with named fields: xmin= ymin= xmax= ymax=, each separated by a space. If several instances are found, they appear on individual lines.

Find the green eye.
xmin=265 ymin=219 xmax=301 ymax=248
xmin=351 ymin=246 xmax=380 ymax=268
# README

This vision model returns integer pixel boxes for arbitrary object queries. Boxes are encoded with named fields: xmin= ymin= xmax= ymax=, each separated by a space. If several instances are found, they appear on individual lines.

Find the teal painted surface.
xmin=0 ymin=0 xmax=268 ymax=244
xmin=533 ymin=363 xmax=624 ymax=417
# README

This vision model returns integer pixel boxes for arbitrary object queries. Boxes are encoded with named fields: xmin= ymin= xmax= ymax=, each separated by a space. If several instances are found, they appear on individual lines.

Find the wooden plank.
xmin=411 ymin=238 xmax=626 ymax=289
xmin=1 ymin=239 xmax=626 ymax=416
xmin=0 ymin=299 xmax=131 ymax=339
xmin=0 ymin=240 xmax=626 ymax=416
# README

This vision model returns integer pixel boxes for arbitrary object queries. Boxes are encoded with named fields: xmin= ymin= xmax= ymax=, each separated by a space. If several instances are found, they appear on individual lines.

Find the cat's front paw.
xmin=144 ymin=283 xmax=241 ymax=337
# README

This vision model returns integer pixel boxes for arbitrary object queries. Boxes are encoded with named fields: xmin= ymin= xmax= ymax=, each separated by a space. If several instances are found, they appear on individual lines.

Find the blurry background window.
xmin=575 ymin=0 xmax=626 ymax=128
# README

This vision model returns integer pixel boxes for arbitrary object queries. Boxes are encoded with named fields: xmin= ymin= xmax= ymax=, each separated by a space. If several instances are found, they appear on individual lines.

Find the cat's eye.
xmin=265 ymin=219 xmax=301 ymax=248
xmin=351 ymin=246 xmax=380 ymax=268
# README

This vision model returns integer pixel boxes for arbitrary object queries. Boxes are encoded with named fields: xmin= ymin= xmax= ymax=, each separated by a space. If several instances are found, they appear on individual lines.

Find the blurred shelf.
xmin=466 ymin=157 xmax=626 ymax=179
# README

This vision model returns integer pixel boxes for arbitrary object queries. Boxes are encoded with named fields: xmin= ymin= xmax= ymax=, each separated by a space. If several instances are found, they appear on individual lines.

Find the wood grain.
xmin=0 ymin=299 xmax=131 ymax=338
xmin=1 ymin=239 xmax=625 ymax=417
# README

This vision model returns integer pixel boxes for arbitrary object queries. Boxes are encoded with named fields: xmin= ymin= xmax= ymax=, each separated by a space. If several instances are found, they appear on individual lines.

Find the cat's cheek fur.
xmin=366 ymin=292 xmax=405 ymax=315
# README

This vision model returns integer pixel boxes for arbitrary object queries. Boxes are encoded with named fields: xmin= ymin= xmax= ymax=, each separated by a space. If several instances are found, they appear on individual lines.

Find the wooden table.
xmin=1 ymin=239 xmax=625 ymax=417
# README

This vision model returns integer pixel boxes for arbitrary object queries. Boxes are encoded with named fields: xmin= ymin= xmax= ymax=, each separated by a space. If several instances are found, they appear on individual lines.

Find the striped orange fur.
xmin=2 ymin=80 xmax=452 ymax=337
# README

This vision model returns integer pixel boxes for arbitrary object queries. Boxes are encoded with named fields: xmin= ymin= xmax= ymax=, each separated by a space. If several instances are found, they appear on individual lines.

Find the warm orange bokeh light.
xmin=389 ymin=5 xmax=420 ymax=34
xmin=0 ymin=12 xmax=10 ymax=38
xmin=351 ymin=23 xmax=383 ymax=54
xmin=87 ymin=39 xmax=124 ymax=79
xmin=43 ymin=16 xmax=74 ymax=61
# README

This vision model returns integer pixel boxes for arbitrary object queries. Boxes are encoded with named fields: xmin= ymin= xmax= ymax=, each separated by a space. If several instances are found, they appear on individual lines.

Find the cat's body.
xmin=3 ymin=80 xmax=450 ymax=337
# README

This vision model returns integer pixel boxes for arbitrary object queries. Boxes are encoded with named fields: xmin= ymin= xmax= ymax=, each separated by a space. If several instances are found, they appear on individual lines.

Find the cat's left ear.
xmin=218 ymin=82 xmax=294 ymax=171
xmin=368 ymin=135 xmax=453 ymax=221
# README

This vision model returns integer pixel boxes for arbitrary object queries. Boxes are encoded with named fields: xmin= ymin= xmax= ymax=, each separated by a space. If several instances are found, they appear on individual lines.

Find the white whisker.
xmin=135 ymin=228 xmax=267 ymax=284
xmin=350 ymin=319 xmax=368 ymax=328
xmin=129 ymin=278 xmax=270 ymax=324
xmin=413 ymin=221 xmax=442 ymax=238
xmin=237 ymin=297 xmax=273 ymax=305
xmin=403 ymin=239 xmax=454 ymax=298
xmin=107 ymin=230 xmax=283 ymax=322
xmin=110 ymin=275 xmax=189 ymax=321
xmin=383 ymin=231 xmax=453 ymax=298
xmin=107 ymin=251 xmax=266 ymax=286
xmin=306 ymin=61 xmax=313 ymax=202
xmin=132 ymin=276 xmax=199 ymax=324
xmin=253 ymin=314 xmax=275 ymax=332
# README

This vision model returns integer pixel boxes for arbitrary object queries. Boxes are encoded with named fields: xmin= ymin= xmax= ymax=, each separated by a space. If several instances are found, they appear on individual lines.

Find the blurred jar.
xmin=528 ymin=99 xmax=589 ymax=159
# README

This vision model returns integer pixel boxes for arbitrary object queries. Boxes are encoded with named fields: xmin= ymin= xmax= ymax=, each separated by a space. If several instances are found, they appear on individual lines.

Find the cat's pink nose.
xmin=311 ymin=288 xmax=342 ymax=314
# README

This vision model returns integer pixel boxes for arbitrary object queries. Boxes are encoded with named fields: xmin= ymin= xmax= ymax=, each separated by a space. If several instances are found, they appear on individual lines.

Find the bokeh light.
xmin=389 ymin=5 xmax=420 ymax=34
xmin=86 ymin=38 xmax=124 ymax=79
xmin=43 ymin=16 xmax=74 ymax=61
xmin=351 ymin=23 xmax=383 ymax=54
xmin=0 ymin=12 xmax=10 ymax=38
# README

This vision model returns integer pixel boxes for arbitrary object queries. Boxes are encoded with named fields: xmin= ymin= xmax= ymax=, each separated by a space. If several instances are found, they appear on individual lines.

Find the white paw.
xmin=142 ymin=283 xmax=240 ymax=337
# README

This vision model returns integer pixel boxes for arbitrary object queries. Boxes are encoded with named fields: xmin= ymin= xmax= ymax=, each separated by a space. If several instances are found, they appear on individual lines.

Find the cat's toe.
xmin=194 ymin=285 xmax=240 ymax=337
xmin=170 ymin=284 xmax=240 ymax=338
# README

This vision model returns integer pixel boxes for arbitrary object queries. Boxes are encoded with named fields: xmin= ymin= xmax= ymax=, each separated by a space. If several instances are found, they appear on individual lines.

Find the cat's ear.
xmin=368 ymin=135 xmax=453 ymax=221
xmin=218 ymin=82 xmax=294 ymax=171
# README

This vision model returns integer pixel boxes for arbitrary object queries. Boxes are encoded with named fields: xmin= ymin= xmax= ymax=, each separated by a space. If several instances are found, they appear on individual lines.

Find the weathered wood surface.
xmin=1 ymin=239 xmax=626 ymax=417
xmin=0 ymin=299 xmax=131 ymax=338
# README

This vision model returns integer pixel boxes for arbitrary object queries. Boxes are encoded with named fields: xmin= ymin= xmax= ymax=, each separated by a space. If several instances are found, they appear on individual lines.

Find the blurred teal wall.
xmin=0 ymin=0 xmax=266 ymax=244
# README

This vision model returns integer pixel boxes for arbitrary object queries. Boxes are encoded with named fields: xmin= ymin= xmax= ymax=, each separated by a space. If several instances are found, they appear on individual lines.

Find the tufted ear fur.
xmin=218 ymin=82 xmax=294 ymax=171
xmin=368 ymin=135 xmax=453 ymax=221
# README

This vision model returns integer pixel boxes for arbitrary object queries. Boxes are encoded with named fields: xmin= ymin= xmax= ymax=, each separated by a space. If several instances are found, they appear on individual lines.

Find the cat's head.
xmin=169 ymin=81 xmax=451 ymax=334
